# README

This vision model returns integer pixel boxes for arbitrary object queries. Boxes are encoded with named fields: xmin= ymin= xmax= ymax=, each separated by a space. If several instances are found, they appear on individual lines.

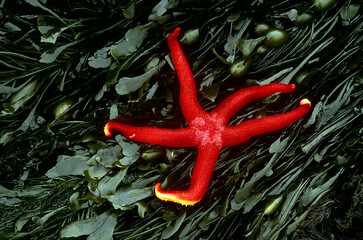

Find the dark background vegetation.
xmin=0 ymin=0 xmax=362 ymax=239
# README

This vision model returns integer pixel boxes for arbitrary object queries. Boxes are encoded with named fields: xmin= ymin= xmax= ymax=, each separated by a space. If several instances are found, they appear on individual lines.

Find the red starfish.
xmin=104 ymin=28 xmax=311 ymax=206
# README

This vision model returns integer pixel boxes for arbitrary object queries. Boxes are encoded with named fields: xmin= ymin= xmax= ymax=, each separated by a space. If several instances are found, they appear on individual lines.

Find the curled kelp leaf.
xmin=231 ymin=154 xmax=280 ymax=210
xmin=161 ymin=212 xmax=186 ymax=239
xmin=315 ymin=80 xmax=355 ymax=129
xmin=88 ymin=47 xmax=112 ymax=69
xmin=148 ymin=0 xmax=179 ymax=23
xmin=110 ymin=177 xmax=158 ymax=209
xmin=47 ymin=155 xmax=90 ymax=178
xmin=224 ymin=18 xmax=251 ymax=63
xmin=40 ymin=41 xmax=79 ymax=63
xmin=60 ymin=211 xmax=118 ymax=240
xmin=111 ymin=24 xmax=150 ymax=61
xmin=300 ymin=168 xmax=343 ymax=207
xmin=236 ymin=37 xmax=265 ymax=57
xmin=88 ymin=167 xmax=128 ymax=199
xmin=2 ymin=79 xmax=39 ymax=115
xmin=302 ymin=112 xmax=359 ymax=154
xmin=115 ymin=60 xmax=165 ymax=95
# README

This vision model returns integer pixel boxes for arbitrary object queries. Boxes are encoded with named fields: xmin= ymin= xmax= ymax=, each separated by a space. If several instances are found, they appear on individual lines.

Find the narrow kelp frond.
xmin=1 ymin=0 xmax=362 ymax=239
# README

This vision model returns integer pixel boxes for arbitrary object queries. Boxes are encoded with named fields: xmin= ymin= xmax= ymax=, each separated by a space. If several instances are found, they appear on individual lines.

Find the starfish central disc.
xmin=190 ymin=116 xmax=225 ymax=147
xmin=104 ymin=28 xmax=311 ymax=206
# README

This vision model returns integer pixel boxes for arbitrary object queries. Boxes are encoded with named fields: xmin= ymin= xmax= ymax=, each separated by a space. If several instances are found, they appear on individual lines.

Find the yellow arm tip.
xmin=300 ymin=98 xmax=311 ymax=106
xmin=155 ymin=183 xmax=198 ymax=206
xmin=104 ymin=122 xmax=112 ymax=137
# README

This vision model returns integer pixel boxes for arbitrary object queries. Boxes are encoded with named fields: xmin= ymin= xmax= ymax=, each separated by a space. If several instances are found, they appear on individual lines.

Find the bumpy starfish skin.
xmin=104 ymin=28 xmax=311 ymax=205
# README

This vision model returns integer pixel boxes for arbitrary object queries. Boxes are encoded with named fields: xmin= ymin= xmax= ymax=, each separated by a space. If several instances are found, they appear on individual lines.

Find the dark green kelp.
xmin=0 ymin=0 xmax=362 ymax=239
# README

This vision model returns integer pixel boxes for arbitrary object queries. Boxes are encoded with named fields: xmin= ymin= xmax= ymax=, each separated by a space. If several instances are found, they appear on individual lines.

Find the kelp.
xmin=0 ymin=0 xmax=362 ymax=239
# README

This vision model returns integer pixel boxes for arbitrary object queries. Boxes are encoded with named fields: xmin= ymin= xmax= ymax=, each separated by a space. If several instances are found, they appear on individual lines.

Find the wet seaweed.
xmin=1 ymin=0 xmax=362 ymax=239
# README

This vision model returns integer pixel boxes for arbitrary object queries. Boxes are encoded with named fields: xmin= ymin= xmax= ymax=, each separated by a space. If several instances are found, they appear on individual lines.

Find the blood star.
xmin=104 ymin=28 xmax=311 ymax=206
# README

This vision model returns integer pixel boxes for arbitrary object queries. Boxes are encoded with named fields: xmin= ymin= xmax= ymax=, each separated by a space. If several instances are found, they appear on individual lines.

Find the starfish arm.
xmin=155 ymin=143 xmax=221 ymax=205
xmin=104 ymin=122 xmax=196 ymax=147
xmin=168 ymin=28 xmax=208 ymax=123
xmin=211 ymin=83 xmax=296 ymax=124
xmin=222 ymin=99 xmax=311 ymax=147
